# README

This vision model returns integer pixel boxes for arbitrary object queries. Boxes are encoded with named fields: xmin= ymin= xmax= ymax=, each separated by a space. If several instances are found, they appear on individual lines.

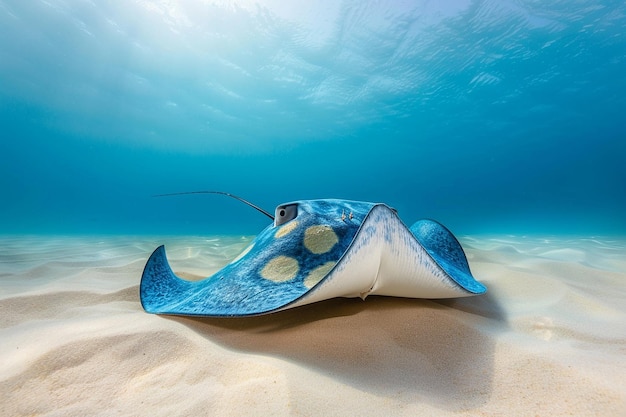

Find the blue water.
xmin=1 ymin=1 xmax=624 ymax=236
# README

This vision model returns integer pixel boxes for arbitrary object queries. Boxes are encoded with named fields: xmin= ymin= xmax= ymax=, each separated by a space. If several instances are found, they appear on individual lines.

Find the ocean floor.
xmin=1 ymin=234 xmax=625 ymax=416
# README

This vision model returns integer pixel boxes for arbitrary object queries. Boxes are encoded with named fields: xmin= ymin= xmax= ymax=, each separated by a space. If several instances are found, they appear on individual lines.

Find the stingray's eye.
xmin=274 ymin=204 xmax=298 ymax=226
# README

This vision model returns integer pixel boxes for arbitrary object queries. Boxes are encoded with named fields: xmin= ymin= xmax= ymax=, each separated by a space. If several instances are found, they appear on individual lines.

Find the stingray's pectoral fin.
xmin=140 ymin=245 xmax=194 ymax=313
xmin=410 ymin=219 xmax=486 ymax=294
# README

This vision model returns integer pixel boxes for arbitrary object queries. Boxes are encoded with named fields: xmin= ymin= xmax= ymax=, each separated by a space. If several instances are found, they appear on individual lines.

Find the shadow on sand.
xmin=169 ymin=292 xmax=505 ymax=411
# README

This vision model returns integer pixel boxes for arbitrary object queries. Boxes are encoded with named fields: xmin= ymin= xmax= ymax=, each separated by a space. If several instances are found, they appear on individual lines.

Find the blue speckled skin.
xmin=140 ymin=199 xmax=486 ymax=317
xmin=410 ymin=219 xmax=486 ymax=294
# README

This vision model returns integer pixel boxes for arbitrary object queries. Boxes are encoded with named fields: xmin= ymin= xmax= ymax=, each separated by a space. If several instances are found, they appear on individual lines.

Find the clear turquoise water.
xmin=1 ymin=1 xmax=624 ymax=236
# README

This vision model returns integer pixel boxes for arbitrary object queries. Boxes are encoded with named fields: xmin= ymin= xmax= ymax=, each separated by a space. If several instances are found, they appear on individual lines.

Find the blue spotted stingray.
xmin=140 ymin=194 xmax=486 ymax=317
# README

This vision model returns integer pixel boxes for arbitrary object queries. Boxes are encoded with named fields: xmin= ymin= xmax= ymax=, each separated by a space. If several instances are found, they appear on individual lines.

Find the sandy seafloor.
xmin=0 ymin=234 xmax=625 ymax=416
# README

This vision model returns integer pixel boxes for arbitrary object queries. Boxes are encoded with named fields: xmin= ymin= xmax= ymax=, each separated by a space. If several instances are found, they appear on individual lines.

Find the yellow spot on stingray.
xmin=275 ymin=220 xmax=299 ymax=238
xmin=304 ymin=225 xmax=338 ymax=254
xmin=304 ymin=261 xmax=336 ymax=289
xmin=230 ymin=243 xmax=254 ymax=264
xmin=261 ymin=256 xmax=299 ymax=283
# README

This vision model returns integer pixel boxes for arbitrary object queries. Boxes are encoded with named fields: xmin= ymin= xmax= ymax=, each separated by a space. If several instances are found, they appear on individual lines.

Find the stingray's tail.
xmin=140 ymin=246 xmax=194 ymax=313
xmin=410 ymin=219 xmax=486 ymax=294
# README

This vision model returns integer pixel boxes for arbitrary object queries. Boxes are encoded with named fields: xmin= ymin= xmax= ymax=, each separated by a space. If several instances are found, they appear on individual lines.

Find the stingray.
xmin=140 ymin=192 xmax=486 ymax=317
